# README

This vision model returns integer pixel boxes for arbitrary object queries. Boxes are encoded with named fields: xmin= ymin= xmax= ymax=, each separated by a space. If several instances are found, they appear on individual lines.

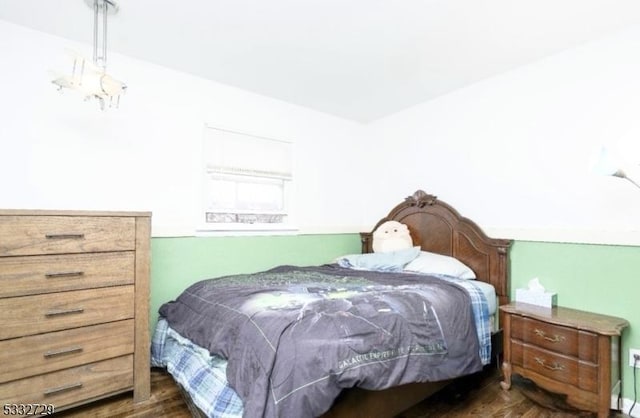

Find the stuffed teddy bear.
xmin=372 ymin=220 xmax=413 ymax=253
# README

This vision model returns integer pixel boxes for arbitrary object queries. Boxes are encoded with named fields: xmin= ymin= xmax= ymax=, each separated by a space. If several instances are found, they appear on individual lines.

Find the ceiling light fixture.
xmin=51 ymin=0 xmax=126 ymax=110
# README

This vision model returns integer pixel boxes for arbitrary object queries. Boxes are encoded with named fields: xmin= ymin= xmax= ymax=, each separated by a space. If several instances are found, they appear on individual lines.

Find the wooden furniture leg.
xmin=500 ymin=362 xmax=512 ymax=391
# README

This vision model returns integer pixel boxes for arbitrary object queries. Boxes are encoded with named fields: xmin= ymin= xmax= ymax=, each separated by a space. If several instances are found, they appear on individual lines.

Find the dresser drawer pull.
xmin=43 ymin=346 xmax=84 ymax=358
xmin=534 ymin=357 xmax=565 ymax=371
xmin=45 ymin=307 xmax=85 ymax=317
xmin=534 ymin=328 xmax=565 ymax=343
xmin=45 ymin=271 xmax=85 ymax=279
xmin=45 ymin=233 xmax=85 ymax=240
xmin=43 ymin=382 xmax=83 ymax=396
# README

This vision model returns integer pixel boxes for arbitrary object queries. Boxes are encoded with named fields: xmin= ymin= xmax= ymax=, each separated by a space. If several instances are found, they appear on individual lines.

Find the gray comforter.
xmin=159 ymin=264 xmax=482 ymax=418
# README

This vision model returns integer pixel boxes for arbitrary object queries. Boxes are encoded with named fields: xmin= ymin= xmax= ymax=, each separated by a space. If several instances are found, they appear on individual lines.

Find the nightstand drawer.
xmin=0 ymin=215 xmax=135 ymax=256
xmin=0 ymin=320 xmax=134 ymax=383
xmin=511 ymin=316 xmax=597 ymax=362
xmin=0 ymin=355 xmax=133 ymax=409
xmin=0 ymin=286 xmax=134 ymax=340
xmin=0 ymin=252 xmax=135 ymax=298
xmin=511 ymin=341 xmax=597 ymax=392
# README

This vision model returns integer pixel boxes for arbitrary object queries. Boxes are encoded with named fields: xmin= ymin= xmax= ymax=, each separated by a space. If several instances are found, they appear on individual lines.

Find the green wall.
xmin=150 ymin=234 xmax=361 ymax=330
xmin=149 ymin=235 xmax=639 ymax=402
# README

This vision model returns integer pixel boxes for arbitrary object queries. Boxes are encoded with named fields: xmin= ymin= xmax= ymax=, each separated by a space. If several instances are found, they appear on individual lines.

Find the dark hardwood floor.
xmin=56 ymin=366 xmax=629 ymax=417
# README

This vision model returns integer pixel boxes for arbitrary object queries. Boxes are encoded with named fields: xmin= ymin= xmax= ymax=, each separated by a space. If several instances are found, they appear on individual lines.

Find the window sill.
xmin=195 ymin=224 xmax=299 ymax=237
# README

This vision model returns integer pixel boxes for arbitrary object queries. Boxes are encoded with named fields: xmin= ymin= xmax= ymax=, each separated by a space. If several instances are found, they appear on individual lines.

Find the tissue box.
xmin=515 ymin=288 xmax=557 ymax=308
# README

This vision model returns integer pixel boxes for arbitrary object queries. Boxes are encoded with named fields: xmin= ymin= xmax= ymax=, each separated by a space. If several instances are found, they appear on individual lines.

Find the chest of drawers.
xmin=500 ymin=302 xmax=628 ymax=418
xmin=0 ymin=210 xmax=151 ymax=414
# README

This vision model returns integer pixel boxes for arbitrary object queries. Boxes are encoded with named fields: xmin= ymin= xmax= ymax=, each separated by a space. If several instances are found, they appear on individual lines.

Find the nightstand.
xmin=500 ymin=302 xmax=629 ymax=418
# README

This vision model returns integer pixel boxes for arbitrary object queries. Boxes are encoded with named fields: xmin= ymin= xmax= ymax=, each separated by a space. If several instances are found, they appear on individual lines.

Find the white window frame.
xmin=197 ymin=125 xmax=296 ymax=234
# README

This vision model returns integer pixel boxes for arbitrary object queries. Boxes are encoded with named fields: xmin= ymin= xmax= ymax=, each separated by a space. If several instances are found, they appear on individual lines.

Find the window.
xmin=201 ymin=126 xmax=294 ymax=231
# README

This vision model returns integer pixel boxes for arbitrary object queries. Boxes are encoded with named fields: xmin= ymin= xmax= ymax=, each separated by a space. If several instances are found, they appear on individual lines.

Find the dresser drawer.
xmin=0 ymin=252 xmax=135 ymax=298
xmin=0 ymin=320 xmax=134 ymax=383
xmin=511 ymin=341 xmax=598 ymax=392
xmin=511 ymin=316 xmax=598 ymax=362
xmin=0 ymin=355 xmax=133 ymax=410
xmin=0 ymin=216 xmax=135 ymax=256
xmin=0 ymin=286 xmax=134 ymax=340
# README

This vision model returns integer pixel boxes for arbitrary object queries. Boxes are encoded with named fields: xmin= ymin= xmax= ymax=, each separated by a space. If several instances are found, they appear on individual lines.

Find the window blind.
xmin=204 ymin=127 xmax=292 ymax=180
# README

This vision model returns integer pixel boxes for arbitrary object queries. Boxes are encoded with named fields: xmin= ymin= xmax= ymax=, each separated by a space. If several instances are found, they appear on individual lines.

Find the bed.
xmin=152 ymin=190 xmax=512 ymax=418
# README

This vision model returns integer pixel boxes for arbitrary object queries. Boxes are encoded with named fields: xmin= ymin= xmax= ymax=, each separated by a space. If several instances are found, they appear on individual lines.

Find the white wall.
xmin=0 ymin=21 xmax=367 ymax=236
xmin=364 ymin=25 xmax=640 ymax=245
xmin=4 ymin=20 xmax=640 ymax=244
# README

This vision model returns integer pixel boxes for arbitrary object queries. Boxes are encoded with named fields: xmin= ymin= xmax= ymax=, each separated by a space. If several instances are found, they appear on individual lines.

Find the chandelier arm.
xmin=93 ymin=0 xmax=98 ymax=65
xmin=102 ymin=0 xmax=108 ymax=70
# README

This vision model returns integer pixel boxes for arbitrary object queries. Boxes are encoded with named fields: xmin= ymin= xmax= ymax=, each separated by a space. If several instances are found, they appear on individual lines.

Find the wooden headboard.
xmin=360 ymin=190 xmax=512 ymax=307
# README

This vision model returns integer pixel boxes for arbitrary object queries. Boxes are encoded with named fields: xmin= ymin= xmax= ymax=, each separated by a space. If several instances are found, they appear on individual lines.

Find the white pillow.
xmin=404 ymin=251 xmax=476 ymax=279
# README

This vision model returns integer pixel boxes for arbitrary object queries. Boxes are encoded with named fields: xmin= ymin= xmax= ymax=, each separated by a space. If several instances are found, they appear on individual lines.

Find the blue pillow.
xmin=337 ymin=247 xmax=421 ymax=272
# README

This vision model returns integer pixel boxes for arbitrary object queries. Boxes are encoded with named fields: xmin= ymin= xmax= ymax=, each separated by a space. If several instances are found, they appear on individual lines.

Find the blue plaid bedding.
xmin=151 ymin=275 xmax=491 ymax=418
xmin=434 ymin=275 xmax=492 ymax=365
xmin=151 ymin=319 xmax=244 ymax=418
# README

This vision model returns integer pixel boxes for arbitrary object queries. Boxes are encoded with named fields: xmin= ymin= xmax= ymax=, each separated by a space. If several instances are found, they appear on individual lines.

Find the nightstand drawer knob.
xmin=534 ymin=357 xmax=565 ymax=371
xmin=534 ymin=328 xmax=565 ymax=343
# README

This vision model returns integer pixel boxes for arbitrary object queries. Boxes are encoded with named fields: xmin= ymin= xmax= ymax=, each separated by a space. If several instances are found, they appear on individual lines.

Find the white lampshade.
xmin=590 ymin=146 xmax=621 ymax=176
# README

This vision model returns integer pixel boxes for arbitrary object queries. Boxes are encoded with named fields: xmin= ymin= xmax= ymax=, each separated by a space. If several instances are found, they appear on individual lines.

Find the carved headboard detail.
xmin=360 ymin=190 xmax=512 ymax=307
